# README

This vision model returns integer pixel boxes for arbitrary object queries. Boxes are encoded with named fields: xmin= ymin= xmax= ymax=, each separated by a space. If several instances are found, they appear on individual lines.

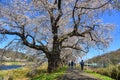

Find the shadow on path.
xmin=58 ymin=69 xmax=100 ymax=80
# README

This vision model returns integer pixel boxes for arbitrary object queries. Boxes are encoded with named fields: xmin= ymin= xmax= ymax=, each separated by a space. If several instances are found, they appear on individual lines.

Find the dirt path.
xmin=58 ymin=69 xmax=100 ymax=80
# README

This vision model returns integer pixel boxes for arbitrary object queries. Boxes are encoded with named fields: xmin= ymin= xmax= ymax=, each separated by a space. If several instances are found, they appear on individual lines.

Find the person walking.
xmin=68 ymin=61 xmax=71 ymax=69
xmin=74 ymin=60 xmax=76 ymax=69
xmin=80 ymin=60 xmax=84 ymax=71
xmin=71 ymin=60 xmax=74 ymax=69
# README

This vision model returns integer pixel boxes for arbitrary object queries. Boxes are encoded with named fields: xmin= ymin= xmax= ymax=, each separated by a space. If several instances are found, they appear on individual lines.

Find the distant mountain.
xmin=0 ymin=49 xmax=27 ymax=61
xmin=87 ymin=49 xmax=120 ymax=66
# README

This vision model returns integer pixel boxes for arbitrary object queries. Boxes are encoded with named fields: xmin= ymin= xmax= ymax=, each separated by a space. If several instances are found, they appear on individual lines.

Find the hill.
xmin=87 ymin=49 xmax=120 ymax=67
xmin=0 ymin=49 xmax=27 ymax=61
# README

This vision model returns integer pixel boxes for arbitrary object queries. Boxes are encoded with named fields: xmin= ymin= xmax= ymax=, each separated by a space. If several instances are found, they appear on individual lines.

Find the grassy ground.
xmin=0 ymin=66 xmax=30 ymax=80
xmin=0 ymin=62 xmax=67 ymax=80
xmin=32 ymin=66 xmax=67 ymax=80
xmin=0 ymin=62 xmax=115 ymax=80
xmin=85 ymin=69 xmax=114 ymax=80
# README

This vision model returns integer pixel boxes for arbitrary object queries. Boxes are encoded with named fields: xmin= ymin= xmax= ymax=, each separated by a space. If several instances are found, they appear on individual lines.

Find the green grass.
xmin=0 ymin=62 xmax=67 ymax=80
xmin=0 ymin=67 xmax=30 ymax=80
xmin=32 ymin=66 xmax=67 ymax=80
xmin=85 ymin=69 xmax=114 ymax=80
xmin=0 ymin=74 xmax=4 ymax=78
xmin=0 ymin=62 xmax=48 ymax=80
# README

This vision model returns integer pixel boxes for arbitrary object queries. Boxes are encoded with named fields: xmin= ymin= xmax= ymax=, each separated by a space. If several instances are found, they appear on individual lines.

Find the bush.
xmin=26 ymin=69 xmax=38 ymax=77
xmin=110 ymin=67 xmax=117 ymax=79
xmin=96 ymin=68 xmax=109 ymax=76
xmin=117 ymin=71 xmax=120 ymax=80
xmin=116 ymin=65 xmax=120 ymax=80
xmin=96 ymin=65 xmax=120 ymax=80
xmin=8 ymin=76 xmax=13 ymax=80
xmin=117 ymin=65 xmax=120 ymax=70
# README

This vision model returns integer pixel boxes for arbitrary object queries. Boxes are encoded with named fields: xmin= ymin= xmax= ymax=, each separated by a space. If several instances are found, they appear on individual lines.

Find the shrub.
xmin=95 ymin=65 xmax=120 ymax=80
xmin=110 ymin=67 xmax=117 ymax=79
xmin=26 ymin=69 xmax=38 ymax=77
xmin=116 ymin=65 xmax=120 ymax=80
xmin=117 ymin=65 xmax=120 ymax=70
xmin=117 ymin=71 xmax=120 ymax=80
xmin=96 ymin=68 xmax=109 ymax=76
xmin=8 ymin=76 xmax=13 ymax=80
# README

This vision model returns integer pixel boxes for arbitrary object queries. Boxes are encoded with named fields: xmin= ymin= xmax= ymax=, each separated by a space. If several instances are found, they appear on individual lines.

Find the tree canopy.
xmin=0 ymin=0 xmax=119 ymax=72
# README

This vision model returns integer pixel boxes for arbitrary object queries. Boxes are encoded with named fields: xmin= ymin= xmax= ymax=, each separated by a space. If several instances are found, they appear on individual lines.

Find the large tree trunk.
xmin=47 ymin=53 xmax=62 ymax=73
xmin=47 ymin=32 xmax=62 ymax=73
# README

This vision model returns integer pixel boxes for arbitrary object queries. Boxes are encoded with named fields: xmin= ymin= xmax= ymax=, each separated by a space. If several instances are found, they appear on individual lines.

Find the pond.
xmin=0 ymin=65 xmax=22 ymax=70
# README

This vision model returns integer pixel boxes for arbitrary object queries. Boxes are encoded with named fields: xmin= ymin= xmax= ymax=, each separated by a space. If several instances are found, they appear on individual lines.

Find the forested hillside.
xmin=0 ymin=49 xmax=27 ymax=61
xmin=87 ymin=49 xmax=120 ymax=66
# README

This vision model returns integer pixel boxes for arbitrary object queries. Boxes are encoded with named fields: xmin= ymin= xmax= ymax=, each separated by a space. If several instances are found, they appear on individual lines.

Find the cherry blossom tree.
xmin=0 ymin=0 xmax=119 ymax=72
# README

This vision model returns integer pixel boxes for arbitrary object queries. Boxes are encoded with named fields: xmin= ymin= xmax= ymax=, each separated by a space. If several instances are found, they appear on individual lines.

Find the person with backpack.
xmin=80 ymin=60 xmax=84 ymax=71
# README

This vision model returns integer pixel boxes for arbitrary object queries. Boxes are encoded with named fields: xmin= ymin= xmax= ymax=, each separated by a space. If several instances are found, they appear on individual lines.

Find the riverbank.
xmin=0 ymin=62 xmax=68 ymax=80
xmin=0 ymin=61 xmax=29 ymax=66
xmin=0 ymin=61 xmax=33 ymax=79
xmin=0 ymin=66 xmax=30 ymax=80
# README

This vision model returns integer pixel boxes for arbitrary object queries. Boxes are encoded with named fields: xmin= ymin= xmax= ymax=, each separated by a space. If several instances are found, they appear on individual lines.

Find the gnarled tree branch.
xmin=0 ymin=28 xmax=50 ymax=55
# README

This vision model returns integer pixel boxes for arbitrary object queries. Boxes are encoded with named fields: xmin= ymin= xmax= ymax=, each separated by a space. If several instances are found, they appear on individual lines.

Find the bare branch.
xmin=26 ymin=33 xmax=36 ymax=45
xmin=0 ymin=28 xmax=50 ymax=55
xmin=61 ymin=45 xmax=87 ymax=53
xmin=0 ymin=29 xmax=22 ymax=37
xmin=58 ymin=24 xmax=97 ymax=43
xmin=76 ymin=0 xmax=112 ymax=10
xmin=54 ymin=0 xmax=62 ymax=27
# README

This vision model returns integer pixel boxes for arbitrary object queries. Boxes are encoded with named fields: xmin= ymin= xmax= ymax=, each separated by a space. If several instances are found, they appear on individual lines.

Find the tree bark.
xmin=47 ymin=32 xmax=62 ymax=73
xmin=47 ymin=53 xmax=62 ymax=73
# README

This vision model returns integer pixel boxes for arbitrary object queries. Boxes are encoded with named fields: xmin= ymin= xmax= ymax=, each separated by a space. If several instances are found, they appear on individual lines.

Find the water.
xmin=0 ymin=65 xmax=22 ymax=70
